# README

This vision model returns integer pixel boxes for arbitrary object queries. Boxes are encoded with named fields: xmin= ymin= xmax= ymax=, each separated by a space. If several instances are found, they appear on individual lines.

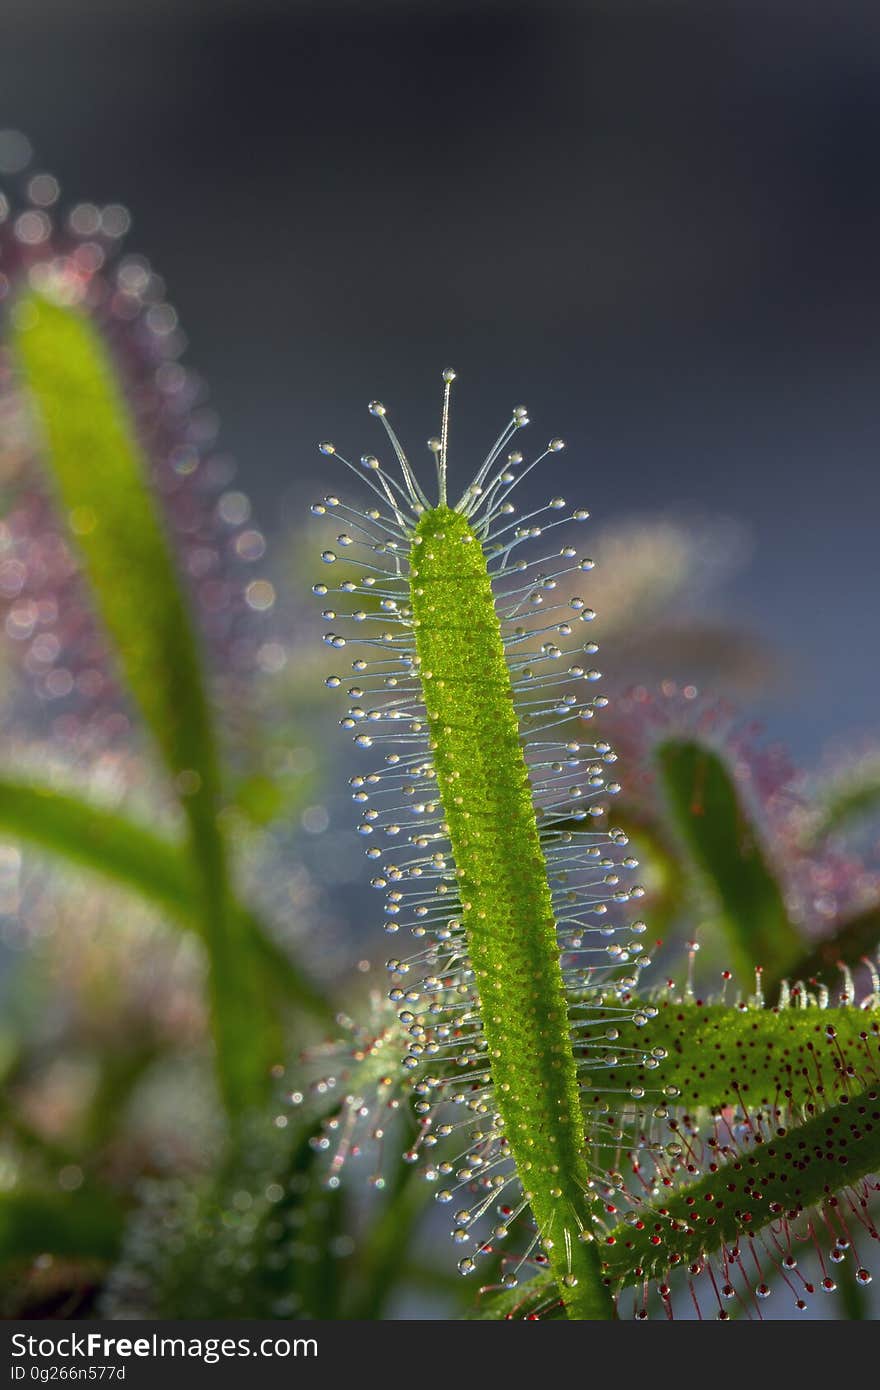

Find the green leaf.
xmin=601 ymin=1082 xmax=880 ymax=1284
xmin=0 ymin=775 xmax=194 ymax=912
xmin=473 ymin=998 xmax=880 ymax=1318
xmin=577 ymin=999 xmax=880 ymax=1114
xmin=229 ymin=773 xmax=287 ymax=827
xmin=409 ymin=506 xmax=614 ymax=1319
xmin=10 ymin=293 xmax=218 ymax=829
xmin=0 ymin=773 xmax=333 ymax=1024
xmin=656 ymin=739 xmax=804 ymax=977
xmin=10 ymin=293 xmax=264 ymax=1118
xmin=0 ymin=1189 xmax=122 ymax=1266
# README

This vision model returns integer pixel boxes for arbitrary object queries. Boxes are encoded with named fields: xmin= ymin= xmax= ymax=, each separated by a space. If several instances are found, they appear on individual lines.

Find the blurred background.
xmin=4 ymin=0 xmax=880 ymax=755
xmin=1 ymin=0 xmax=880 ymax=1322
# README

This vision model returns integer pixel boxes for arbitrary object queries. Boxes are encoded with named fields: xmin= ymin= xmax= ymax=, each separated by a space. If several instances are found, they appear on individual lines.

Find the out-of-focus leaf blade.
xmin=0 ymin=776 xmax=194 ymax=911
xmin=656 ymin=739 xmax=803 ymax=976
xmin=0 ymin=1190 xmax=122 ymax=1266
xmin=10 ymin=294 xmax=264 ymax=1117
xmin=11 ymin=293 xmax=219 ymax=824
xmin=0 ymin=774 xmax=333 ymax=1023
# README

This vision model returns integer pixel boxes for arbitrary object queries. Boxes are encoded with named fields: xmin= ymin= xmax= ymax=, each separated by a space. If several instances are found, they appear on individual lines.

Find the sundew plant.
xmin=312 ymin=379 xmax=638 ymax=1318
xmin=311 ymin=377 xmax=880 ymax=1321
xmin=0 ymin=142 xmax=879 ymax=1323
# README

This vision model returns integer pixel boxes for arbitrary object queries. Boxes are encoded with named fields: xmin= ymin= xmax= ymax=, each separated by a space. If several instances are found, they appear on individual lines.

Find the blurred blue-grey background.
xmin=4 ymin=0 xmax=880 ymax=758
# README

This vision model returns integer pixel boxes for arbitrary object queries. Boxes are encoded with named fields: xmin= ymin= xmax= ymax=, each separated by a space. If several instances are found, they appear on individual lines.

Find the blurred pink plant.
xmin=599 ymin=681 xmax=880 ymax=942
xmin=0 ymin=140 xmax=273 ymax=752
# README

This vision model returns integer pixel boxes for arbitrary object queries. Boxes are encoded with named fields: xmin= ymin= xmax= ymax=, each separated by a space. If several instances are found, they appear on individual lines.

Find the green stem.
xmin=410 ymin=506 xmax=613 ymax=1320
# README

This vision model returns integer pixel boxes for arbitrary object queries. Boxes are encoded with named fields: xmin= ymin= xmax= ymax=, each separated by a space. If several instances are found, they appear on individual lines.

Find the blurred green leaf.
xmin=230 ymin=773 xmax=287 ymax=827
xmin=0 ymin=774 xmax=333 ymax=1024
xmin=11 ymin=293 xmax=219 ymax=836
xmin=656 ymin=739 xmax=804 ymax=977
xmin=0 ymin=775 xmax=193 ymax=912
xmin=10 ymin=294 xmax=265 ymax=1119
xmin=764 ymin=901 xmax=880 ymax=996
xmin=475 ymin=1078 xmax=880 ymax=1314
xmin=0 ymin=1189 xmax=122 ymax=1266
